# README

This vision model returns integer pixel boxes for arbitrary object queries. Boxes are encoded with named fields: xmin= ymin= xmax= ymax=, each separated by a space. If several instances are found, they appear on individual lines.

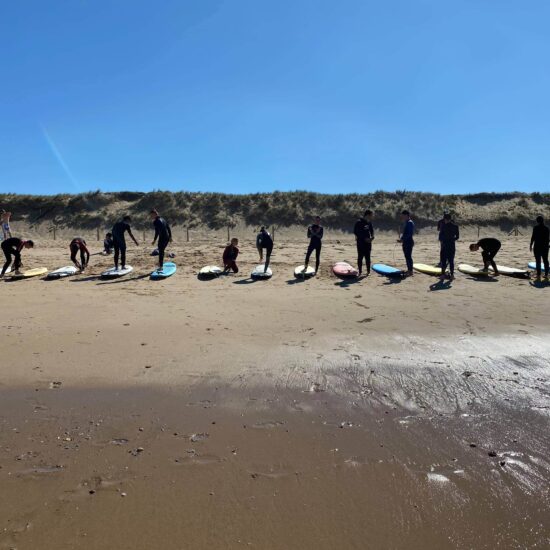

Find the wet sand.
xmin=1 ymin=230 xmax=549 ymax=548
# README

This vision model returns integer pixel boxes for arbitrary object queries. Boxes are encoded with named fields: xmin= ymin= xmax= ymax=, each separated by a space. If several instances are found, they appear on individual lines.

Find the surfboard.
xmin=1 ymin=266 xmax=11 ymax=275
xmin=101 ymin=265 xmax=133 ymax=279
xmin=457 ymin=264 xmax=494 ymax=277
xmin=332 ymin=262 xmax=358 ymax=279
xmin=488 ymin=265 xmax=529 ymax=278
xmin=10 ymin=267 xmax=48 ymax=280
xmin=413 ymin=263 xmax=444 ymax=276
xmin=46 ymin=266 xmax=78 ymax=279
xmin=251 ymin=264 xmax=272 ymax=279
xmin=198 ymin=265 xmax=223 ymax=279
xmin=294 ymin=265 xmax=316 ymax=278
xmin=150 ymin=262 xmax=176 ymax=280
xmin=528 ymin=262 xmax=537 ymax=270
xmin=372 ymin=263 xmax=404 ymax=277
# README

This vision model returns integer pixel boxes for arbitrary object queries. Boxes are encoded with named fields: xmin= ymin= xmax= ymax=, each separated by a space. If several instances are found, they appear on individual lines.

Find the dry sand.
xmin=1 ymin=228 xmax=549 ymax=549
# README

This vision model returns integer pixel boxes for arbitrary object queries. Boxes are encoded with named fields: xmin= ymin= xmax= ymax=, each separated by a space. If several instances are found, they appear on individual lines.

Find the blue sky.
xmin=1 ymin=0 xmax=549 ymax=195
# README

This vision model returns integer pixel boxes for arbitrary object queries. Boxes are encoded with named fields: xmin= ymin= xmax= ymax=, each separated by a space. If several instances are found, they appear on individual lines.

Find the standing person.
xmin=304 ymin=216 xmax=324 ymax=274
xmin=223 ymin=238 xmax=240 ymax=273
xmin=1 ymin=210 xmax=12 ymax=241
xmin=530 ymin=215 xmax=549 ymax=280
xmin=111 ymin=216 xmax=139 ymax=270
xmin=150 ymin=209 xmax=172 ymax=271
xmin=436 ymin=210 xmax=450 ymax=267
xmin=1 ymin=238 xmax=34 ymax=277
xmin=439 ymin=213 xmax=459 ymax=280
xmin=353 ymin=210 xmax=374 ymax=276
xmin=69 ymin=237 xmax=90 ymax=272
xmin=469 ymin=238 xmax=501 ymax=274
xmin=398 ymin=210 xmax=415 ymax=276
xmin=256 ymin=227 xmax=274 ymax=273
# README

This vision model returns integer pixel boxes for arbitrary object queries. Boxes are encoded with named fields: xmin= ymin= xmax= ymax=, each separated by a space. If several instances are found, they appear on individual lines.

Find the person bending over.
xmin=256 ymin=227 xmax=274 ymax=273
xmin=304 ymin=216 xmax=324 ymax=274
xmin=439 ymin=214 xmax=459 ymax=280
xmin=354 ymin=210 xmax=374 ymax=276
xmin=223 ymin=238 xmax=240 ymax=273
xmin=530 ymin=215 xmax=549 ymax=280
xmin=70 ymin=237 xmax=90 ymax=272
xmin=112 ymin=216 xmax=139 ymax=270
xmin=150 ymin=209 xmax=172 ymax=270
xmin=470 ymin=238 xmax=501 ymax=275
xmin=1 ymin=237 xmax=34 ymax=277
xmin=398 ymin=210 xmax=415 ymax=276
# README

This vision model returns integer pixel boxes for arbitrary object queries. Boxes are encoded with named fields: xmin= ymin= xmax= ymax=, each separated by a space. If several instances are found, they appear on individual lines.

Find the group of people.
xmin=2 ymin=207 xmax=550 ymax=281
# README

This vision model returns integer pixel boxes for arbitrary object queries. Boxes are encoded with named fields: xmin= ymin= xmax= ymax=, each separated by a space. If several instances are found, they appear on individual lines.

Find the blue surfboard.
xmin=528 ymin=262 xmax=537 ymax=270
xmin=372 ymin=263 xmax=404 ymax=277
xmin=150 ymin=262 xmax=177 ymax=280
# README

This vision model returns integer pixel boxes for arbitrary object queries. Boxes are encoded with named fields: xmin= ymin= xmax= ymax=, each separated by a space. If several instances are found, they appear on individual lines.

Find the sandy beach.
xmin=1 ymin=229 xmax=549 ymax=549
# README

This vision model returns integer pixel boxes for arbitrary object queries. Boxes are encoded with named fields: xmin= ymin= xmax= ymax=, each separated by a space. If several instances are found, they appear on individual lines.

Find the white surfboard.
xmin=46 ymin=266 xmax=78 ymax=279
xmin=251 ymin=264 xmax=272 ymax=279
xmin=101 ymin=265 xmax=133 ymax=279
xmin=198 ymin=265 xmax=223 ymax=279
xmin=294 ymin=265 xmax=315 ymax=278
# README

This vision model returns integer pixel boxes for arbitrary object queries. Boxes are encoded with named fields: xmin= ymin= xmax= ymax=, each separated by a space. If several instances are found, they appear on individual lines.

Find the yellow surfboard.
xmin=10 ymin=267 xmax=48 ymax=279
xmin=413 ymin=263 xmax=444 ymax=276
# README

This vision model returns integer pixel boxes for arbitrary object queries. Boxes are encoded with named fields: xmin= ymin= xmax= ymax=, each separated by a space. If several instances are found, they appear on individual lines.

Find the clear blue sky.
xmin=1 ymin=0 xmax=549 ymax=195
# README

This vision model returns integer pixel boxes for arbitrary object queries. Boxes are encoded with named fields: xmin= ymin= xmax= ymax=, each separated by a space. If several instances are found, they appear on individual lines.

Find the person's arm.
xmin=368 ymin=224 xmax=374 ymax=241
xmin=530 ymin=228 xmax=535 ymax=250
xmin=318 ymin=226 xmax=324 ymax=240
xmin=84 ymin=245 xmax=90 ymax=267
xmin=152 ymin=220 xmax=159 ymax=245
xmin=455 ymin=225 xmax=460 ymax=241
xmin=127 ymin=228 xmax=139 ymax=246
xmin=353 ymin=221 xmax=360 ymax=239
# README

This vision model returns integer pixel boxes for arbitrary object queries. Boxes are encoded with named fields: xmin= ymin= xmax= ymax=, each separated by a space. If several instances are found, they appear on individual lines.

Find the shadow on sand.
xmin=429 ymin=280 xmax=452 ymax=291
xmin=97 ymin=274 xmax=150 ymax=285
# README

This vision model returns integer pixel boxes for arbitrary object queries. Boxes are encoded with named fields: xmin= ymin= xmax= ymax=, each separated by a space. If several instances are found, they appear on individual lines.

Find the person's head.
xmin=443 ymin=213 xmax=452 ymax=223
xmin=400 ymin=209 xmax=410 ymax=222
xmin=536 ymin=215 xmax=544 ymax=225
xmin=106 ymin=232 xmax=112 ymax=239
xmin=364 ymin=209 xmax=373 ymax=221
xmin=260 ymin=226 xmax=266 ymax=232
xmin=24 ymin=240 xmax=34 ymax=249
xmin=150 ymin=209 xmax=159 ymax=220
xmin=314 ymin=216 xmax=321 ymax=225
xmin=470 ymin=243 xmax=480 ymax=252
xmin=123 ymin=215 xmax=131 ymax=223
xmin=231 ymin=237 xmax=239 ymax=247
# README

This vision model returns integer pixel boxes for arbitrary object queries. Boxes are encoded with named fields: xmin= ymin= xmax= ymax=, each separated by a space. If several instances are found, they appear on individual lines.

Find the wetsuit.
xmin=353 ymin=218 xmax=374 ymax=275
xmin=223 ymin=245 xmax=239 ymax=273
xmin=305 ymin=224 xmax=323 ymax=273
xmin=477 ymin=238 xmax=501 ymax=272
xmin=152 ymin=216 xmax=172 ymax=269
xmin=440 ymin=222 xmax=459 ymax=276
xmin=70 ymin=238 xmax=90 ymax=269
xmin=1 ymin=237 xmax=24 ymax=275
xmin=112 ymin=221 xmax=131 ymax=268
xmin=256 ymin=230 xmax=274 ymax=272
xmin=531 ymin=223 xmax=550 ymax=278
xmin=104 ymin=237 xmax=113 ymax=254
xmin=401 ymin=219 xmax=415 ymax=272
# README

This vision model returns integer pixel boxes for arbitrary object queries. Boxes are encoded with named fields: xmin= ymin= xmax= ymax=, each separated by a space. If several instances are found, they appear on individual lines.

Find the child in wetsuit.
xmin=103 ymin=233 xmax=114 ymax=254
xmin=223 ymin=238 xmax=240 ymax=273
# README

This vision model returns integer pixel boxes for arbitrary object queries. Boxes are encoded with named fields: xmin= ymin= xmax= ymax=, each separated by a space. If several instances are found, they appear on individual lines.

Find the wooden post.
xmin=477 ymin=226 xmax=480 ymax=238
xmin=53 ymin=226 xmax=56 ymax=241
xmin=272 ymin=226 xmax=275 ymax=241
xmin=227 ymin=226 xmax=230 ymax=242
xmin=97 ymin=226 xmax=100 ymax=241
xmin=142 ymin=229 xmax=146 ymax=242
xmin=186 ymin=226 xmax=189 ymax=242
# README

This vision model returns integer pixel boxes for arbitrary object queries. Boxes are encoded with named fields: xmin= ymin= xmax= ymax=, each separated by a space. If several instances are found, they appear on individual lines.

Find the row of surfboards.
xmin=4 ymin=262 xmax=178 ymax=281
xmin=4 ymin=261 xmax=541 ymax=282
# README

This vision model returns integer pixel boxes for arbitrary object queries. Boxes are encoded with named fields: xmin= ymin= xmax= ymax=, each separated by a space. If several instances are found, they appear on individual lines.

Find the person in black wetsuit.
xmin=304 ymin=216 xmax=323 ymax=274
xmin=1 ymin=237 xmax=34 ymax=277
xmin=69 ymin=237 xmax=90 ymax=271
xmin=530 ymin=215 xmax=549 ymax=280
xmin=150 ymin=209 xmax=172 ymax=270
xmin=111 ymin=216 xmax=139 ymax=270
xmin=470 ymin=237 xmax=501 ymax=274
xmin=439 ymin=214 xmax=459 ymax=280
xmin=398 ymin=210 xmax=415 ymax=276
xmin=354 ymin=210 xmax=374 ymax=276
xmin=103 ymin=232 xmax=114 ymax=254
xmin=256 ymin=227 xmax=274 ymax=273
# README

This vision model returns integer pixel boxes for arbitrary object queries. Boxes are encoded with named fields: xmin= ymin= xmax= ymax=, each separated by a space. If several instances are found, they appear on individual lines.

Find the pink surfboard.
xmin=332 ymin=262 xmax=358 ymax=279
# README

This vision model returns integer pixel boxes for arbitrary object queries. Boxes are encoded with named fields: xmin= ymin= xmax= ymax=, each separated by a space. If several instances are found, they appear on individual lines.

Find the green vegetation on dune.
xmin=1 ymin=190 xmax=549 ymax=231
